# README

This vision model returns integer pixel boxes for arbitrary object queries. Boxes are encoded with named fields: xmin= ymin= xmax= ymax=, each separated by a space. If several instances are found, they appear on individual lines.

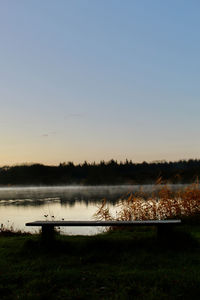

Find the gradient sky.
xmin=1 ymin=0 xmax=200 ymax=165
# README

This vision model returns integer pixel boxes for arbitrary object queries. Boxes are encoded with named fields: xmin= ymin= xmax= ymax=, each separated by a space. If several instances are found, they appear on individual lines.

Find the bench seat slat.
xmin=26 ymin=220 xmax=181 ymax=227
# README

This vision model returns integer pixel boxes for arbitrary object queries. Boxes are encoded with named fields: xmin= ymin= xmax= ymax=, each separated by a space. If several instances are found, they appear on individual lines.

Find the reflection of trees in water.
xmin=0 ymin=184 xmax=187 ymax=207
xmin=59 ymin=196 xmax=118 ymax=207
xmin=0 ymin=195 xmax=121 ymax=207
xmin=0 ymin=196 xmax=120 ymax=207
xmin=0 ymin=199 xmax=56 ymax=207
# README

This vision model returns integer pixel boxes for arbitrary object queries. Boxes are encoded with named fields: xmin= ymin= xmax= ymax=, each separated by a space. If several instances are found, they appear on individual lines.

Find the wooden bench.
xmin=26 ymin=220 xmax=181 ymax=240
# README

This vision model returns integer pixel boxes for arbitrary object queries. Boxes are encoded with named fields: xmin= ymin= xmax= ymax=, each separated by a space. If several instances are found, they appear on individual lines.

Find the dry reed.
xmin=94 ymin=182 xmax=200 ymax=221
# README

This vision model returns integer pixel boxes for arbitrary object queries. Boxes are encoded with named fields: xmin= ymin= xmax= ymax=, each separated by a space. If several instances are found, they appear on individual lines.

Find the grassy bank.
xmin=0 ymin=224 xmax=200 ymax=300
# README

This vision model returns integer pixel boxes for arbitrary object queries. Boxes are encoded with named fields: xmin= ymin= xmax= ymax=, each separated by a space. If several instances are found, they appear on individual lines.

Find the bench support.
xmin=42 ymin=225 xmax=55 ymax=242
xmin=157 ymin=224 xmax=173 ymax=239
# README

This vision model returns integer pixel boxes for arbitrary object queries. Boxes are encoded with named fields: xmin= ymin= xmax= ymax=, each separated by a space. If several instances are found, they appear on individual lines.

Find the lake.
xmin=0 ymin=184 xmax=186 ymax=235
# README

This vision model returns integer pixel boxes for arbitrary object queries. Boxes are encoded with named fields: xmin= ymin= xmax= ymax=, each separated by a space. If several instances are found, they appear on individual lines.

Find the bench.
xmin=26 ymin=220 xmax=181 ymax=240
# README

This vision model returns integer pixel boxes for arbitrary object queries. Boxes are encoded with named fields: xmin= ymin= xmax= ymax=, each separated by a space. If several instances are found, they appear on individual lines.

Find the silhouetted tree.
xmin=0 ymin=159 xmax=200 ymax=185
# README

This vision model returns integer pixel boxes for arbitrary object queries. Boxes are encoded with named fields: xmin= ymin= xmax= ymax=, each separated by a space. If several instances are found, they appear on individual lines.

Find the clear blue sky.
xmin=0 ymin=0 xmax=200 ymax=165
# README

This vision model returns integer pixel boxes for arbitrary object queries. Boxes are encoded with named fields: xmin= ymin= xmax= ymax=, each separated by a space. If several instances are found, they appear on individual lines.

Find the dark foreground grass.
xmin=0 ymin=225 xmax=200 ymax=300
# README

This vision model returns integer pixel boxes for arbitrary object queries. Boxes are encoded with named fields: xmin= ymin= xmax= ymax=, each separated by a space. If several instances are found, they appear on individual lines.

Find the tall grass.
xmin=0 ymin=222 xmax=28 ymax=236
xmin=94 ymin=181 xmax=200 ymax=221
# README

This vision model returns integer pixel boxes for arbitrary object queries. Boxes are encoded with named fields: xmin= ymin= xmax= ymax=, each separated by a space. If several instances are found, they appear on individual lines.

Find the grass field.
xmin=0 ymin=222 xmax=200 ymax=300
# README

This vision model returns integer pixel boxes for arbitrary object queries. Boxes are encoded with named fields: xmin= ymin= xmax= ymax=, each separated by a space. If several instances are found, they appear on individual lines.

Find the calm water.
xmin=0 ymin=184 xmax=186 ymax=235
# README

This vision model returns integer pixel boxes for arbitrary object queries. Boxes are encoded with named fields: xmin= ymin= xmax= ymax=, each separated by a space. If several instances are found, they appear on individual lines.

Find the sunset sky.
xmin=1 ymin=0 xmax=200 ymax=165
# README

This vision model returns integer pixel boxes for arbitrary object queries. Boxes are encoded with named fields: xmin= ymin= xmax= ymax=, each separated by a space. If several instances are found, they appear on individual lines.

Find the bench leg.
xmin=157 ymin=225 xmax=173 ymax=239
xmin=41 ymin=225 xmax=55 ymax=242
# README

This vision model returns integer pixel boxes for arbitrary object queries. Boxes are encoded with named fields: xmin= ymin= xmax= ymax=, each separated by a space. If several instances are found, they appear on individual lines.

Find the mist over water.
xmin=0 ymin=184 xmax=187 ymax=235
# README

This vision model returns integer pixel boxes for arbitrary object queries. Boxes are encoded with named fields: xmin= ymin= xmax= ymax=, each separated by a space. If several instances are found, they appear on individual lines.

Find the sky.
xmin=0 ymin=0 xmax=200 ymax=166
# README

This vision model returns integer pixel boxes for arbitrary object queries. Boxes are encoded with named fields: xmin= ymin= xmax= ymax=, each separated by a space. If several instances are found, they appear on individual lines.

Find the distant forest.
xmin=0 ymin=159 xmax=200 ymax=185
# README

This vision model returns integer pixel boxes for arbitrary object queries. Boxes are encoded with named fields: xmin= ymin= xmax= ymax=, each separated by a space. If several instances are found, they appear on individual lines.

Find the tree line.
xmin=0 ymin=159 xmax=200 ymax=185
